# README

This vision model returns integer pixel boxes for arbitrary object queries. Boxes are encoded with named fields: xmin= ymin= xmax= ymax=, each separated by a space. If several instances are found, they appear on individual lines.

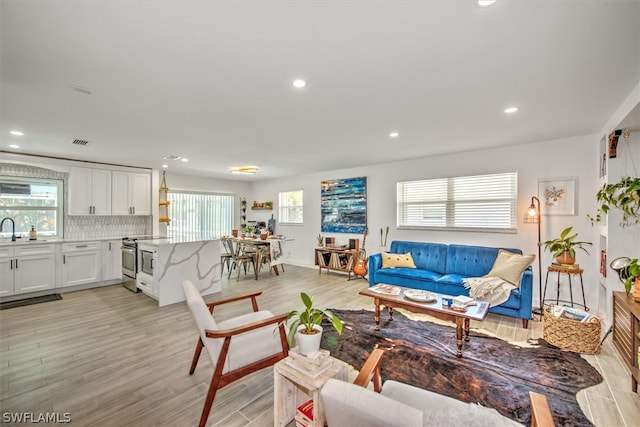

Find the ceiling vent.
xmin=163 ymin=155 xmax=182 ymax=160
xmin=70 ymin=139 xmax=90 ymax=146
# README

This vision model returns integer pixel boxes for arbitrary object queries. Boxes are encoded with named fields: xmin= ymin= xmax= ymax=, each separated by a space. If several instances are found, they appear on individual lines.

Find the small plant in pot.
xmin=623 ymin=258 xmax=640 ymax=297
xmin=542 ymin=226 xmax=592 ymax=265
xmin=286 ymin=292 xmax=343 ymax=356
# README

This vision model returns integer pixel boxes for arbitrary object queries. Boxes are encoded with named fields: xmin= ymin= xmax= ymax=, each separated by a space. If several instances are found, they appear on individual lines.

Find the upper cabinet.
xmin=68 ymin=167 xmax=112 ymax=215
xmin=112 ymin=171 xmax=151 ymax=216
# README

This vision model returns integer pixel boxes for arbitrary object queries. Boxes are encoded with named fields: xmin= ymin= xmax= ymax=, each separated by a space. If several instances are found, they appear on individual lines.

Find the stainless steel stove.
xmin=121 ymin=236 xmax=165 ymax=292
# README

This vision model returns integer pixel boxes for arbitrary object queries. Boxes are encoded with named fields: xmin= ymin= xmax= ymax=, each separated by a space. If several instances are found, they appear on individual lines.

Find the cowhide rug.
xmin=320 ymin=309 xmax=602 ymax=427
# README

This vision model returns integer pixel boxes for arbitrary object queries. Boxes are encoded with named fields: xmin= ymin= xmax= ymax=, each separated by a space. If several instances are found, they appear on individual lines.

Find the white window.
xmin=279 ymin=190 xmax=303 ymax=224
xmin=0 ymin=177 xmax=64 ymax=239
xmin=397 ymin=172 xmax=518 ymax=232
xmin=167 ymin=191 xmax=234 ymax=239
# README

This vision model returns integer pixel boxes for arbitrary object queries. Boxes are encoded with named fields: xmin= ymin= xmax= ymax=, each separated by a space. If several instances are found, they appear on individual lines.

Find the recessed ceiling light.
xmin=293 ymin=79 xmax=306 ymax=88
xmin=162 ymin=164 xmax=169 ymax=168
xmin=9 ymin=144 xmax=20 ymax=149
xmin=10 ymin=130 xmax=24 ymax=136
xmin=476 ymin=0 xmax=497 ymax=7
xmin=389 ymin=132 xmax=399 ymax=138
xmin=180 ymin=158 xmax=189 ymax=162
xmin=504 ymin=106 xmax=519 ymax=114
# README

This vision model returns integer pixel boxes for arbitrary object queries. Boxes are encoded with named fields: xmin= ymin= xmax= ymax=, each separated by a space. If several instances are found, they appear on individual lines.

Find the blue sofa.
xmin=368 ymin=240 xmax=533 ymax=328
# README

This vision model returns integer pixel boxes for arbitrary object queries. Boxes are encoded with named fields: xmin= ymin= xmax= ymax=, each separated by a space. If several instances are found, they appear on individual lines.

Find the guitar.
xmin=353 ymin=227 xmax=368 ymax=277
xmin=353 ymin=249 xmax=368 ymax=277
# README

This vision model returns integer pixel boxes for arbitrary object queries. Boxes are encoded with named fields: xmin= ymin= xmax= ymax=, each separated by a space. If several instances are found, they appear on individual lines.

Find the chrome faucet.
xmin=0 ymin=217 xmax=16 ymax=241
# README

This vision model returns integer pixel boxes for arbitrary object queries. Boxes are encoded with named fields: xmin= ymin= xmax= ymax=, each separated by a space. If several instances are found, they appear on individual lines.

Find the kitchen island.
xmin=137 ymin=236 xmax=221 ymax=307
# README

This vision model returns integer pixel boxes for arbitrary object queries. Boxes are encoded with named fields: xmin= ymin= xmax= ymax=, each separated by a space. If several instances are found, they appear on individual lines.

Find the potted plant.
xmin=542 ymin=226 xmax=592 ymax=265
xmin=285 ymin=292 xmax=344 ymax=356
xmin=623 ymin=258 xmax=640 ymax=296
xmin=588 ymin=176 xmax=640 ymax=227
xmin=316 ymin=233 xmax=324 ymax=247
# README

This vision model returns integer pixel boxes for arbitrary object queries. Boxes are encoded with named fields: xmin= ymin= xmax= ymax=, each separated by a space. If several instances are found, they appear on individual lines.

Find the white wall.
xmin=249 ymin=134 xmax=602 ymax=311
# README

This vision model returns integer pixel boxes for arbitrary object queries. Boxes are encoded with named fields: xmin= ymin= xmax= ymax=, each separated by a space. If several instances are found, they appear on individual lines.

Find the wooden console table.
xmin=314 ymin=247 xmax=357 ymax=279
xmin=612 ymin=291 xmax=640 ymax=393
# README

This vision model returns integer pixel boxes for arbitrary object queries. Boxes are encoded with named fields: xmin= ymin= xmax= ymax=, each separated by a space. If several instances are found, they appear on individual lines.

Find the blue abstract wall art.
xmin=321 ymin=176 xmax=367 ymax=233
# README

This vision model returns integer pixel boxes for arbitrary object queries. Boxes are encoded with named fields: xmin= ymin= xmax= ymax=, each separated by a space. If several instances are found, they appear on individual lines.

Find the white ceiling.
xmin=1 ymin=0 xmax=639 ymax=181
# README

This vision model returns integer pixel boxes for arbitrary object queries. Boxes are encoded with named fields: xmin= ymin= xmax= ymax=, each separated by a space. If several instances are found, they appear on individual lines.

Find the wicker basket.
xmin=543 ymin=306 xmax=601 ymax=354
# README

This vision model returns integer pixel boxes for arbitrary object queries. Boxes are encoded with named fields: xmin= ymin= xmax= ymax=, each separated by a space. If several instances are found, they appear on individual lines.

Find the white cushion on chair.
xmin=217 ymin=310 xmax=284 ymax=372
xmin=182 ymin=280 xmax=284 ymax=374
xmin=321 ymin=378 xmax=521 ymax=427
xmin=321 ymin=378 xmax=423 ymax=427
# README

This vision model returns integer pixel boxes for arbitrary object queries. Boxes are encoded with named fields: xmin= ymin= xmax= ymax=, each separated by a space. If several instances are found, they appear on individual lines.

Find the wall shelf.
xmin=251 ymin=207 xmax=272 ymax=210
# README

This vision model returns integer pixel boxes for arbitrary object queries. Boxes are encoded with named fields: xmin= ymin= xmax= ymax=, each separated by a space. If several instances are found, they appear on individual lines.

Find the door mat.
xmin=321 ymin=309 xmax=602 ymax=427
xmin=0 ymin=294 xmax=62 ymax=310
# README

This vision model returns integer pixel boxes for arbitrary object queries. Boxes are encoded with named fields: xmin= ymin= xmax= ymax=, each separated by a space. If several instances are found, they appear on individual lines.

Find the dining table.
xmin=227 ymin=236 xmax=291 ymax=280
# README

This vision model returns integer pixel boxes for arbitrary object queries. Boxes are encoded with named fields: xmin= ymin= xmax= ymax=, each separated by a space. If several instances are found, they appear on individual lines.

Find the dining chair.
xmin=181 ymin=280 xmax=289 ymax=427
xmin=222 ymin=238 xmax=256 ymax=281
xmin=219 ymin=238 xmax=233 ymax=276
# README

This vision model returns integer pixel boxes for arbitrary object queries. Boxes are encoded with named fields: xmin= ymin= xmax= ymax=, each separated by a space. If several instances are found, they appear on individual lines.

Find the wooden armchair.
xmin=322 ymin=348 xmax=555 ymax=427
xmin=181 ymin=280 xmax=289 ymax=427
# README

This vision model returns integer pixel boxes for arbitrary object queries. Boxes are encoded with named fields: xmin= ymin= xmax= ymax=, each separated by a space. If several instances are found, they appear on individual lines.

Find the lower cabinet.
xmin=613 ymin=291 xmax=640 ymax=392
xmin=0 ymin=244 xmax=56 ymax=296
xmin=101 ymin=239 xmax=122 ymax=281
xmin=60 ymin=242 xmax=101 ymax=287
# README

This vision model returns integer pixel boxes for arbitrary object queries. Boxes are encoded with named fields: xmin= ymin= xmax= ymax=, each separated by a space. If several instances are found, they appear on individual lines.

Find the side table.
xmin=273 ymin=356 xmax=348 ymax=427
xmin=542 ymin=264 xmax=588 ymax=311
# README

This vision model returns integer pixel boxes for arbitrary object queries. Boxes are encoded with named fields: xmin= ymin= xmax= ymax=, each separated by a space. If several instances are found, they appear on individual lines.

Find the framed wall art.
xmin=320 ymin=176 xmax=367 ymax=233
xmin=538 ymin=178 xmax=577 ymax=216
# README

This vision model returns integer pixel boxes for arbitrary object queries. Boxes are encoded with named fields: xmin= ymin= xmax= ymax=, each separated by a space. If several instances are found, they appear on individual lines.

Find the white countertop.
xmin=0 ymin=235 xmax=219 ymax=247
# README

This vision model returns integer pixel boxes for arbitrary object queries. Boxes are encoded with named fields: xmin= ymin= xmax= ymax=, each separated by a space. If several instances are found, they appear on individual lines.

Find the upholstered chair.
xmin=181 ymin=280 xmax=289 ymax=427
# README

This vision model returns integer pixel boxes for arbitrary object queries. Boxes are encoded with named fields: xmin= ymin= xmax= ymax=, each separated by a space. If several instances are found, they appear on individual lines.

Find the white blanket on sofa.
xmin=462 ymin=277 xmax=516 ymax=307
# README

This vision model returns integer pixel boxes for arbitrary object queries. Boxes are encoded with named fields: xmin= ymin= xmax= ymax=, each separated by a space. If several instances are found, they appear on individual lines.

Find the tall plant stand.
xmin=158 ymin=171 xmax=170 ymax=225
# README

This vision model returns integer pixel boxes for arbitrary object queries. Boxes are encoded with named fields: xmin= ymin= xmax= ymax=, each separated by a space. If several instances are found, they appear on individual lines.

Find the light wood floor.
xmin=1 ymin=265 xmax=638 ymax=426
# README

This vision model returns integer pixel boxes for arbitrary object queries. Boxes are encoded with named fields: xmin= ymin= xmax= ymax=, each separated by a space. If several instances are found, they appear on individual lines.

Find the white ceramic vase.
xmin=296 ymin=325 xmax=323 ymax=356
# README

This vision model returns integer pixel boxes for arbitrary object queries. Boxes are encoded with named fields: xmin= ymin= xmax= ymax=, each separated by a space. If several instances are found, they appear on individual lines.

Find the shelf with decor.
xmin=251 ymin=207 xmax=272 ymax=210
xmin=314 ymin=246 xmax=357 ymax=279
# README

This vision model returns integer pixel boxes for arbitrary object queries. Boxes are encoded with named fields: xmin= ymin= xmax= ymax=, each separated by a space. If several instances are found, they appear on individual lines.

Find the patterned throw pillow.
xmin=381 ymin=252 xmax=417 ymax=269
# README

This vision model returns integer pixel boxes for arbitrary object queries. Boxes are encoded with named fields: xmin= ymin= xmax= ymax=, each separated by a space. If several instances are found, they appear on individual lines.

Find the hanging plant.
xmin=588 ymin=176 xmax=640 ymax=227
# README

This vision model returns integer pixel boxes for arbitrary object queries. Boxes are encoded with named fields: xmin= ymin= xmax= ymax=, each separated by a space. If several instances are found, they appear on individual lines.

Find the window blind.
xmin=397 ymin=172 xmax=517 ymax=232
xmin=167 ymin=192 xmax=234 ymax=238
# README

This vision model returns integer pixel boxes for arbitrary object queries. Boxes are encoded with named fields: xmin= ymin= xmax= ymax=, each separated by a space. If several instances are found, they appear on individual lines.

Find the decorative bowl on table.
xmin=404 ymin=290 xmax=437 ymax=303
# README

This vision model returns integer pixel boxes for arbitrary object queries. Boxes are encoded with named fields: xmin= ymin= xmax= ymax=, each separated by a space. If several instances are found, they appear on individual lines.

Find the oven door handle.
xmin=121 ymin=246 xmax=136 ymax=254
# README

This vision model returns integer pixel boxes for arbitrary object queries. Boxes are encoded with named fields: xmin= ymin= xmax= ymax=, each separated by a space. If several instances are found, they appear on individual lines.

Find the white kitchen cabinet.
xmin=101 ymin=239 xmax=122 ymax=281
xmin=60 ymin=242 xmax=101 ymax=287
xmin=0 ymin=246 xmax=13 ymax=296
xmin=68 ymin=167 xmax=112 ymax=215
xmin=1 ymin=244 xmax=56 ymax=295
xmin=112 ymin=171 xmax=151 ymax=216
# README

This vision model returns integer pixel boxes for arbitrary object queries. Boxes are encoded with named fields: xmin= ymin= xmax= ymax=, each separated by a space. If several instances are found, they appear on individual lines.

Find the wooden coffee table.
xmin=359 ymin=286 xmax=490 ymax=358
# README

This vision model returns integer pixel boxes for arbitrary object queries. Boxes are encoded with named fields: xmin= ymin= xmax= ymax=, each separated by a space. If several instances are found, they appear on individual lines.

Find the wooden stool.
xmin=542 ymin=264 xmax=588 ymax=311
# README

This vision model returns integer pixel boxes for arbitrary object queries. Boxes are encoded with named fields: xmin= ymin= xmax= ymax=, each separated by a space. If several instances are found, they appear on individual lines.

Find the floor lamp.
xmin=524 ymin=196 xmax=543 ymax=318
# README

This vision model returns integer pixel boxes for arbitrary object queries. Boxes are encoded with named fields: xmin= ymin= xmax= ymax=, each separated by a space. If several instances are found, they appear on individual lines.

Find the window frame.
xmin=0 ymin=176 xmax=64 ymax=239
xmin=397 ymin=172 xmax=518 ymax=233
xmin=278 ymin=190 xmax=304 ymax=225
